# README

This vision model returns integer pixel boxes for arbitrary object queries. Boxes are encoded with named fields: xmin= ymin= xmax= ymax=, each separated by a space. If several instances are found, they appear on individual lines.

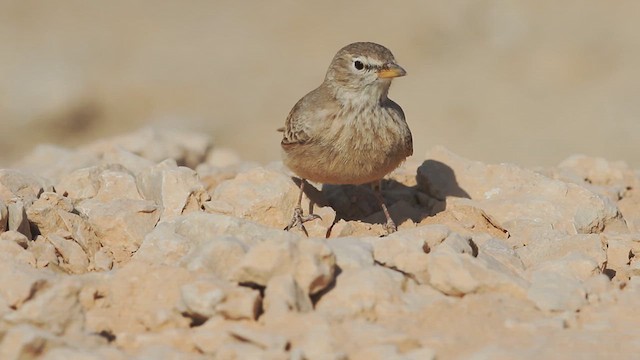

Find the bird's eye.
xmin=353 ymin=60 xmax=364 ymax=70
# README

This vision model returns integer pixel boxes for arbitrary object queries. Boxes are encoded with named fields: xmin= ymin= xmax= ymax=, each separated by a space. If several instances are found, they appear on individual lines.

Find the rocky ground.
xmin=1 ymin=127 xmax=639 ymax=359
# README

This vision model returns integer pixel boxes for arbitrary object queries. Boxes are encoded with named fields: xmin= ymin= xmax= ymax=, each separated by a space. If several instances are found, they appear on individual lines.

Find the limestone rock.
xmin=231 ymin=236 xmax=336 ymax=295
xmin=209 ymin=167 xmax=336 ymax=233
xmin=418 ymin=146 xmax=624 ymax=242
xmin=0 ymin=324 xmax=62 ymax=360
xmin=56 ymin=164 xmax=135 ymax=203
xmin=0 ymin=239 xmax=36 ymax=266
xmin=137 ymin=159 xmax=210 ymax=221
xmin=99 ymin=147 xmax=155 ymax=175
xmin=3 ymin=278 xmax=84 ymax=336
xmin=516 ymin=234 xmax=607 ymax=269
xmin=79 ymin=127 xmax=212 ymax=169
xmin=46 ymin=233 xmax=89 ymax=274
xmin=82 ymin=261 xmax=192 ymax=334
xmin=262 ymin=274 xmax=313 ymax=319
xmin=325 ymin=237 xmax=375 ymax=270
xmin=178 ymin=277 xmax=261 ymax=321
xmin=0 ymin=169 xmax=45 ymax=204
xmin=0 ymin=230 xmax=29 ymax=249
xmin=315 ymin=267 xmax=404 ymax=320
xmin=7 ymin=199 xmax=32 ymax=240
xmin=527 ymin=270 xmax=588 ymax=312
xmin=15 ymin=144 xmax=99 ymax=184
xmin=426 ymin=234 xmax=528 ymax=297
xmin=76 ymin=198 xmax=160 ymax=263
xmin=0 ymin=199 xmax=8 ymax=232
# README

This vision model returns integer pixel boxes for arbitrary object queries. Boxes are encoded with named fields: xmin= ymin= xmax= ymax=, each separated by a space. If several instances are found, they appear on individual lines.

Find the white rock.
xmin=136 ymin=159 xmax=210 ymax=221
xmin=93 ymin=169 xmax=142 ymax=202
xmin=99 ymin=147 xmax=155 ymax=175
xmin=531 ymin=252 xmax=601 ymax=281
xmin=29 ymin=235 xmax=60 ymax=268
xmin=14 ymin=144 xmax=99 ymax=184
xmin=77 ymin=198 xmax=160 ymax=263
xmin=527 ymin=270 xmax=587 ymax=312
xmin=516 ymin=234 xmax=607 ymax=269
xmin=418 ymin=146 xmax=624 ymax=239
xmin=82 ymin=261 xmax=192 ymax=334
xmin=0 ymin=230 xmax=29 ymax=249
xmin=181 ymin=235 xmax=248 ymax=278
xmin=4 ymin=277 xmax=84 ymax=336
xmin=427 ymin=234 xmax=528 ymax=297
xmin=7 ymin=200 xmax=32 ymax=240
xmin=92 ymin=247 xmax=114 ymax=271
xmin=326 ymin=237 xmax=375 ymax=270
xmin=179 ymin=277 xmax=261 ymax=321
xmin=227 ymin=323 xmax=289 ymax=352
xmin=0 ymin=240 xmax=36 ymax=266
xmin=56 ymin=164 xmax=132 ymax=202
xmin=210 ymin=167 xmax=335 ymax=232
xmin=46 ymin=233 xmax=89 ymax=274
xmin=0 ymin=169 xmax=45 ymax=204
xmin=262 ymin=274 xmax=313 ymax=318
xmin=315 ymin=267 xmax=404 ymax=320
xmin=0 ymin=253 xmax=53 ymax=309
xmin=0 ymin=324 xmax=61 ymax=360
xmin=79 ymin=127 xmax=212 ymax=169
xmin=0 ymin=199 xmax=8 ymax=232
xmin=231 ymin=236 xmax=336 ymax=296
xmin=603 ymin=234 xmax=640 ymax=275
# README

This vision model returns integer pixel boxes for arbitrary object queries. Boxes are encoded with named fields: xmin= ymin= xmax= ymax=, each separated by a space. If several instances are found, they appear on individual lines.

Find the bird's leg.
xmin=373 ymin=180 xmax=397 ymax=234
xmin=284 ymin=179 xmax=322 ymax=235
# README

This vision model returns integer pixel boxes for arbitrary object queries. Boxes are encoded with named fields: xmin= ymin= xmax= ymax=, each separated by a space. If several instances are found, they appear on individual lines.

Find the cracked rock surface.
xmin=1 ymin=128 xmax=639 ymax=359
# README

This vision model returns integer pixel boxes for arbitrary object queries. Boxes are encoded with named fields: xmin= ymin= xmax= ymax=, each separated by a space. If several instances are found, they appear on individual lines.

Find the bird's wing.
xmin=281 ymin=86 xmax=336 ymax=149
xmin=281 ymin=99 xmax=311 ymax=148
xmin=387 ymin=99 xmax=413 ymax=157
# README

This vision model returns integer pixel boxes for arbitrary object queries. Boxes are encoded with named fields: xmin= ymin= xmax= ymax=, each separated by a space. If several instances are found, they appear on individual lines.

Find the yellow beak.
xmin=377 ymin=63 xmax=407 ymax=79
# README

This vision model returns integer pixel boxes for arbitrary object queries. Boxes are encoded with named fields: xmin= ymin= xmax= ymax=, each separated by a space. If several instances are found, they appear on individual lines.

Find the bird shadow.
xmin=291 ymin=159 xmax=470 ymax=231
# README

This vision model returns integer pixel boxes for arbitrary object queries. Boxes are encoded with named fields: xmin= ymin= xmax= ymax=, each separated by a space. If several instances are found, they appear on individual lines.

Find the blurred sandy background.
xmin=1 ymin=0 xmax=639 ymax=167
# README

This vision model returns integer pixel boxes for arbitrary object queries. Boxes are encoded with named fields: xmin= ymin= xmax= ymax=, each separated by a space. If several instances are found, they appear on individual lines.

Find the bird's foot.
xmin=284 ymin=207 xmax=322 ymax=236
xmin=384 ymin=218 xmax=397 ymax=235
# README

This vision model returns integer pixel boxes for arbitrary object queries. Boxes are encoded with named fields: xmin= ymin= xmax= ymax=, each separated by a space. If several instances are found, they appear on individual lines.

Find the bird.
xmin=279 ymin=42 xmax=413 ymax=235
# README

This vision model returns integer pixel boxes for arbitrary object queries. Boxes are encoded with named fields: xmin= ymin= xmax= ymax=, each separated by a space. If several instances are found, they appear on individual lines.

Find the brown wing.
xmin=387 ymin=98 xmax=413 ymax=157
xmin=281 ymin=85 xmax=334 ymax=149
xmin=281 ymin=99 xmax=312 ymax=150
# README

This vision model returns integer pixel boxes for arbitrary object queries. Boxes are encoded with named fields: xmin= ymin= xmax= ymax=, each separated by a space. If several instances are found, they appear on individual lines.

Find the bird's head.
xmin=324 ymin=42 xmax=406 ymax=104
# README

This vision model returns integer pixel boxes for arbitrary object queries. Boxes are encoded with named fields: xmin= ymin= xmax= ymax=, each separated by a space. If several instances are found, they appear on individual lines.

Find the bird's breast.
xmin=283 ymin=105 xmax=411 ymax=185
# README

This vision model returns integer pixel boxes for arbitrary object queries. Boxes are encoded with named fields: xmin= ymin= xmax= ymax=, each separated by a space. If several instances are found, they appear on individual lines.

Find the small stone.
xmin=29 ymin=235 xmax=60 ymax=269
xmin=262 ymin=274 xmax=313 ymax=319
xmin=0 ymin=240 xmax=36 ymax=267
xmin=92 ymin=248 xmax=114 ymax=271
xmin=315 ymin=267 xmax=404 ymax=320
xmin=231 ymin=237 xmax=335 ymax=296
xmin=77 ymin=198 xmax=160 ymax=263
xmin=0 ymin=230 xmax=29 ymax=249
xmin=326 ymin=237 xmax=375 ymax=270
xmin=0 ymin=324 xmax=61 ymax=359
xmin=178 ymin=277 xmax=261 ymax=321
xmin=527 ymin=270 xmax=587 ymax=312
xmin=7 ymin=200 xmax=32 ymax=240
xmin=0 ymin=169 xmax=45 ymax=204
xmin=0 ymin=199 xmax=8 ymax=232
xmin=46 ymin=234 xmax=89 ymax=274
xmin=136 ymin=159 xmax=210 ymax=222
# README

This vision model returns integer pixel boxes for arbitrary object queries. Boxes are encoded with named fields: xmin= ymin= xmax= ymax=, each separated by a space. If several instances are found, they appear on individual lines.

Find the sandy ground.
xmin=1 ymin=1 xmax=640 ymax=167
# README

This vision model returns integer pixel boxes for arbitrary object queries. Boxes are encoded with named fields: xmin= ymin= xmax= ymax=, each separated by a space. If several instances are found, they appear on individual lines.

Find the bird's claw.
xmin=384 ymin=219 xmax=397 ymax=235
xmin=284 ymin=207 xmax=322 ymax=236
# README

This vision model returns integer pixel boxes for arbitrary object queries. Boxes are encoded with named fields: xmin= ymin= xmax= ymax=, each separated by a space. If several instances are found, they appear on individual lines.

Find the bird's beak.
xmin=377 ymin=63 xmax=406 ymax=79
